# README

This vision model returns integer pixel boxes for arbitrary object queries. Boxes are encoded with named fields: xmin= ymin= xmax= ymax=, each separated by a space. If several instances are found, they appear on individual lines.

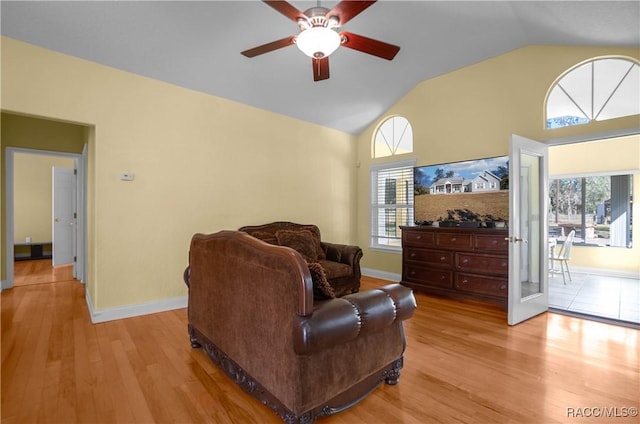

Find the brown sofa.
xmin=184 ymin=230 xmax=416 ymax=423
xmin=239 ymin=221 xmax=363 ymax=297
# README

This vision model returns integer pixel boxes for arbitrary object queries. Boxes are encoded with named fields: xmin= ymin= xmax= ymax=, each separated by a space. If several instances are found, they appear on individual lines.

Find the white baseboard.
xmin=85 ymin=289 xmax=187 ymax=324
xmin=361 ymin=268 xmax=401 ymax=283
xmin=570 ymin=265 xmax=640 ymax=280
xmin=0 ymin=280 xmax=8 ymax=291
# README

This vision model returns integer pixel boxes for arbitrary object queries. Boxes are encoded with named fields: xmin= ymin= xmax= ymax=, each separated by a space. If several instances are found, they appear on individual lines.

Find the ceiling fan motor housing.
xmin=297 ymin=7 xmax=339 ymax=30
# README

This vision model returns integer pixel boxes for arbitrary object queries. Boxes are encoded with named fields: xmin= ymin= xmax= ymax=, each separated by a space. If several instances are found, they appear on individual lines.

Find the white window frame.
xmin=370 ymin=158 xmax=416 ymax=252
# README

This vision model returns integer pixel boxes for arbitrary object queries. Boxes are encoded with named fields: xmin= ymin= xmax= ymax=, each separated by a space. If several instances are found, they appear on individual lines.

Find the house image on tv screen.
xmin=429 ymin=170 xmax=502 ymax=194
xmin=413 ymin=155 xmax=509 ymax=224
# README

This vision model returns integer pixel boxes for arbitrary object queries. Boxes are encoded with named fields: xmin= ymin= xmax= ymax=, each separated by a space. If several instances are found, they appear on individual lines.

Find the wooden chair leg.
xmin=564 ymin=260 xmax=572 ymax=282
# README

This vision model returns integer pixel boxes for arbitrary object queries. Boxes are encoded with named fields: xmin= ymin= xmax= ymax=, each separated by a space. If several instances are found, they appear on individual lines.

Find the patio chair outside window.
xmin=550 ymin=230 xmax=575 ymax=284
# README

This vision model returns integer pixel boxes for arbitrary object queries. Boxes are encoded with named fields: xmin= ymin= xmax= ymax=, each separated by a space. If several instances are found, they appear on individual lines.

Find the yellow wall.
xmin=549 ymin=135 xmax=640 ymax=274
xmin=13 ymin=152 xmax=75 ymax=243
xmin=2 ymin=37 xmax=638 ymax=308
xmin=1 ymin=37 xmax=356 ymax=310
xmin=549 ymin=135 xmax=640 ymax=176
xmin=1 ymin=112 xmax=87 ymax=279
xmin=355 ymin=45 xmax=640 ymax=275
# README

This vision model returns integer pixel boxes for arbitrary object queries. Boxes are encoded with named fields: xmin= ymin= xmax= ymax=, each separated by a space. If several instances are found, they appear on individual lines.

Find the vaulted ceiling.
xmin=2 ymin=1 xmax=639 ymax=134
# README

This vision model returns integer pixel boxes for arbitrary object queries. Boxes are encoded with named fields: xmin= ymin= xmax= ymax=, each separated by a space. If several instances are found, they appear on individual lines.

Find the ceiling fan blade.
xmin=241 ymin=35 xmax=296 ymax=58
xmin=340 ymin=31 xmax=400 ymax=60
xmin=312 ymin=57 xmax=330 ymax=82
xmin=327 ymin=1 xmax=376 ymax=26
xmin=263 ymin=0 xmax=306 ymax=23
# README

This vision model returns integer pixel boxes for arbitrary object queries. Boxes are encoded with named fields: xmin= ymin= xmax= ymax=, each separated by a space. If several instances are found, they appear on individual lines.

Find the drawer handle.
xmin=462 ymin=258 xmax=469 ymax=264
xmin=462 ymin=279 xmax=468 ymax=284
xmin=416 ymin=235 xmax=422 ymax=240
xmin=500 ymin=285 xmax=507 ymax=290
xmin=440 ymin=275 xmax=446 ymax=280
xmin=440 ymin=256 xmax=446 ymax=261
xmin=451 ymin=237 xmax=456 ymax=242
xmin=410 ymin=252 xmax=416 ymax=257
xmin=411 ymin=271 xmax=416 ymax=276
xmin=492 ymin=240 xmax=498 ymax=245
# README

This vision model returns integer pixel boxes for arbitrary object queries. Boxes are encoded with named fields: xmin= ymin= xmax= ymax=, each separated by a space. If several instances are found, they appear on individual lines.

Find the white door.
xmin=508 ymin=135 xmax=549 ymax=325
xmin=52 ymin=167 xmax=76 ymax=267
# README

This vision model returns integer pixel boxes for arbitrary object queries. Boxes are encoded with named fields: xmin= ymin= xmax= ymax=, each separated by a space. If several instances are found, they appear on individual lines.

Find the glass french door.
xmin=508 ymin=135 xmax=549 ymax=325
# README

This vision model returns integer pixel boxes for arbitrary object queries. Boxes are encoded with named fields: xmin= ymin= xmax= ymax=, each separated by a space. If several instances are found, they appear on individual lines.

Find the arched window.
xmin=373 ymin=116 xmax=413 ymax=158
xmin=370 ymin=116 xmax=414 ymax=250
xmin=546 ymin=57 xmax=639 ymax=129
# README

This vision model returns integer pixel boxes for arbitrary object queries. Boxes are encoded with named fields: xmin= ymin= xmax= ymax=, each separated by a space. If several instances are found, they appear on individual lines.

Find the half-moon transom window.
xmin=546 ymin=57 xmax=639 ymax=129
xmin=373 ymin=116 xmax=413 ymax=158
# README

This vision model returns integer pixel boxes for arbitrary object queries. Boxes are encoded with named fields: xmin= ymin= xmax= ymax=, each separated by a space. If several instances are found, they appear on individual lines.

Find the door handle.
xmin=504 ymin=237 xmax=525 ymax=242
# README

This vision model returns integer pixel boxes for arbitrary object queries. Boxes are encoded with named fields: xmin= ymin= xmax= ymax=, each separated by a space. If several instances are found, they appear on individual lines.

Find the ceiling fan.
xmin=241 ymin=0 xmax=400 ymax=82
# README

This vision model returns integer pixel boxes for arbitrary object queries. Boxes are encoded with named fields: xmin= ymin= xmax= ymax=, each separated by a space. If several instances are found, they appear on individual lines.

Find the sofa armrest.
xmin=322 ymin=242 xmax=363 ymax=266
xmin=183 ymin=266 xmax=190 ymax=288
xmin=293 ymin=284 xmax=416 ymax=355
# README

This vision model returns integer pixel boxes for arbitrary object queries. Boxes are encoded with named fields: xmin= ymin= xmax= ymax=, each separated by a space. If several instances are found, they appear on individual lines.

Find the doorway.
xmin=2 ymin=112 xmax=90 ymax=291
xmin=11 ymin=152 xmax=75 ymax=286
xmin=547 ymin=134 xmax=640 ymax=325
xmin=5 ymin=148 xmax=86 ymax=289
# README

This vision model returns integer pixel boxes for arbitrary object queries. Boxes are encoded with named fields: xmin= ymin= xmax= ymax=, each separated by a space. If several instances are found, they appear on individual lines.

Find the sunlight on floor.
xmin=549 ymin=271 xmax=640 ymax=324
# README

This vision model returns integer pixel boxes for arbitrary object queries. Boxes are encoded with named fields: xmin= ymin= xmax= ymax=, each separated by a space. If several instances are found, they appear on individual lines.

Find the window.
xmin=371 ymin=115 xmax=415 ymax=250
xmin=546 ymin=57 xmax=640 ymax=129
xmin=370 ymin=160 xmax=415 ymax=250
xmin=548 ymin=174 xmax=633 ymax=248
xmin=373 ymin=116 xmax=413 ymax=158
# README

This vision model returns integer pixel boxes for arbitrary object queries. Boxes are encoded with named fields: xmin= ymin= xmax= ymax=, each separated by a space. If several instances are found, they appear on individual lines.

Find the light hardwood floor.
xmin=1 ymin=274 xmax=638 ymax=423
xmin=13 ymin=259 xmax=74 ymax=287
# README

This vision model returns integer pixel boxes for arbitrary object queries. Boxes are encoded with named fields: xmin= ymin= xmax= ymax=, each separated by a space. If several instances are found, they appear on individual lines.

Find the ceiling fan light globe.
xmin=296 ymin=27 xmax=341 ymax=58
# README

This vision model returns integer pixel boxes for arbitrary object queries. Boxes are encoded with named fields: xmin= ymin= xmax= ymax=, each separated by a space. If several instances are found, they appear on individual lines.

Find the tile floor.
xmin=549 ymin=270 xmax=640 ymax=324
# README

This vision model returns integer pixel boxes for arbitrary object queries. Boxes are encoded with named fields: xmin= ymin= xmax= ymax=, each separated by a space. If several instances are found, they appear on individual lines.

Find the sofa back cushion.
xmin=240 ymin=222 xmax=326 ymax=260
xmin=276 ymin=229 xmax=319 ymax=261
xmin=250 ymin=231 xmax=278 ymax=245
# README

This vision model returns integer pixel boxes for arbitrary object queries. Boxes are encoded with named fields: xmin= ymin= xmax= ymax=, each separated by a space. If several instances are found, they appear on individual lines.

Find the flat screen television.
xmin=413 ymin=156 xmax=509 ymax=227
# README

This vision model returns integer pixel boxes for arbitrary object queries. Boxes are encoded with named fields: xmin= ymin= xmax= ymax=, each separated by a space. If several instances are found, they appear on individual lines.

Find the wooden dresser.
xmin=400 ymin=226 xmax=509 ymax=306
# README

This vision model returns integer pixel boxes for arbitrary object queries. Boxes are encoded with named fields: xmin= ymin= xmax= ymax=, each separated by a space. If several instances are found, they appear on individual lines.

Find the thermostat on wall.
xmin=120 ymin=173 xmax=135 ymax=181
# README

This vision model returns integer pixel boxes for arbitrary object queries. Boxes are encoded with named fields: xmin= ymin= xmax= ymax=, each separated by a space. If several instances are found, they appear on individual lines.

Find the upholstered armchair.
xmin=239 ymin=221 xmax=363 ymax=297
xmin=184 ymin=230 xmax=416 ymax=423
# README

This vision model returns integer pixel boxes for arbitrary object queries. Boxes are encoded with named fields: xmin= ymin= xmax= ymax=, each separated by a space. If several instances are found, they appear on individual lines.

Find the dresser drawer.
xmin=404 ymin=248 xmax=453 ymax=268
xmin=474 ymin=234 xmax=509 ymax=252
xmin=402 ymin=229 xmax=435 ymax=247
xmin=436 ymin=232 xmax=473 ymax=249
xmin=455 ymin=253 xmax=508 ymax=275
xmin=455 ymin=273 xmax=508 ymax=297
xmin=404 ymin=265 xmax=453 ymax=289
